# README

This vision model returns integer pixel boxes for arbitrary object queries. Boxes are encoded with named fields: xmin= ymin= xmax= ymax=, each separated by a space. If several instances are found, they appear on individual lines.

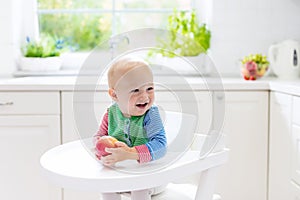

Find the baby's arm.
xmin=101 ymin=142 xmax=139 ymax=165
xmin=94 ymin=112 xmax=109 ymax=142
xmin=101 ymin=141 xmax=151 ymax=166
xmin=94 ymin=111 xmax=109 ymax=159
xmin=136 ymin=106 xmax=167 ymax=162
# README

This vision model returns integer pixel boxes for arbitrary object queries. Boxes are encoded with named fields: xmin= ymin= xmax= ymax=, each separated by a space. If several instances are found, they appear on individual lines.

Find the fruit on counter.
xmin=245 ymin=61 xmax=257 ymax=76
xmin=240 ymin=53 xmax=269 ymax=81
xmin=241 ymin=54 xmax=269 ymax=65
xmin=95 ymin=136 xmax=118 ymax=157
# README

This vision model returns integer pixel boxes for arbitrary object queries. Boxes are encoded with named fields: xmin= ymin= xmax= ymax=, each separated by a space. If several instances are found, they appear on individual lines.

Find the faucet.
xmin=109 ymin=34 xmax=130 ymax=60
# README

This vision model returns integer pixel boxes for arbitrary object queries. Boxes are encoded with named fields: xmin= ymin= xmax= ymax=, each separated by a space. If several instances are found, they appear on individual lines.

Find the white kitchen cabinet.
xmin=269 ymin=92 xmax=300 ymax=200
xmin=215 ymin=91 xmax=269 ymax=200
xmin=62 ymin=91 xmax=110 ymax=200
xmin=62 ymin=91 xmax=112 ymax=143
xmin=269 ymin=92 xmax=293 ymax=200
xmin=291 ymin=96 xmax=300 ymax=190
xmin=291 ymin=181 xmax=300 ymax=200
xmin=0 ymin=92 xmax=61 ymax=200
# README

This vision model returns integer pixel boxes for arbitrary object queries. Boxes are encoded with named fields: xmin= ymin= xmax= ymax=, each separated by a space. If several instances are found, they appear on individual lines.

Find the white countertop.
xmin=0 ymin=76 xmax=300 ymax=96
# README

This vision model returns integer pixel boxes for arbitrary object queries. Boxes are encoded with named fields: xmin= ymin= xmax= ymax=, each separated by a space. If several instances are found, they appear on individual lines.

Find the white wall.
xmin=0 ymin=0 xmax=37 ymax=77
xmin=210 ymin=0 xmax=300 ymax=76
xmin=0 ymin=1 xmax=15 ymax=76
xmin=0 ymin=0 xmax=300 ymax=76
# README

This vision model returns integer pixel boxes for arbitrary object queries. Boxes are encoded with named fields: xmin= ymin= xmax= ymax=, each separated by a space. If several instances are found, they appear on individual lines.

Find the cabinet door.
xmin=62 ymin=91 xmax=110 ymax=200
xmin=291 ymin=181 xmax=300 ymax=200
xmin=62 ymin=91 xmax=111 ymax=143
xmin=0 ymin=115 xmax=61 ymax=200
xmin=292 ymin=124 xmax=300 ymax=186
xmin=292 ymin=96 xmax=300 ymax=186
xmin=215 ymin=91 xmax=269 ymax=200
xmin=269 ymin=92 xmax=292 ymax=200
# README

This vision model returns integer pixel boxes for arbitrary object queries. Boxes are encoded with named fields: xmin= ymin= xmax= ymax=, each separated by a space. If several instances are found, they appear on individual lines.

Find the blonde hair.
xmin=107 ymin=56 xmax=151 ymax=88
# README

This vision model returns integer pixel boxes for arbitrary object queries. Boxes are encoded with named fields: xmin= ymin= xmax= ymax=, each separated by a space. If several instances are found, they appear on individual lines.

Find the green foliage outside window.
xmin=39 ymin=14 xmax=111 ymax=51
xmin=37 ymin=0 xmax=194 ymax=52
xmin=38 ymin=0 xmax=111 ymax=51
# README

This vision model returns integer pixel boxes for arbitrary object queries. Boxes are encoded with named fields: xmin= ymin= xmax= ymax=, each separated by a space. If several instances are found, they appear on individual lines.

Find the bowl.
xmin=241 ymin=61 xmax=269 ymax=80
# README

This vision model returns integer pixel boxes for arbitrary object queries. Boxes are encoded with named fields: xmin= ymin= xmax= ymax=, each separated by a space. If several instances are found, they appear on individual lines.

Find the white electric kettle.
xmin=268 ymin=40 xmax=300 ymax=79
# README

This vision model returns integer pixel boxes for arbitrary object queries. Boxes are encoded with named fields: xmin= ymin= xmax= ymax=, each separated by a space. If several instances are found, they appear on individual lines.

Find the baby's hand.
xmin=101 ymin=141 xmax=139 ymax=166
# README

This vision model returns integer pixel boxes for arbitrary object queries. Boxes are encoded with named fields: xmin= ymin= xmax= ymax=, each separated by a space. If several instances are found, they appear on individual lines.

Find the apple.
xmin=249 ymin=76 xmax=256 ymax=80
xmin=95 ymin=136 xmax=118 ymax=157
xmin=243 ymin=75 xmax=250 ymax=80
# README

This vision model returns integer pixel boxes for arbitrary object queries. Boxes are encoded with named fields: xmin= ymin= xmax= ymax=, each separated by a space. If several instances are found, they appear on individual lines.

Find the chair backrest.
xmin=163 ymin=111 xmax=225 ymax=157
xmin=161 ymin=111 xmax=197 ymax=152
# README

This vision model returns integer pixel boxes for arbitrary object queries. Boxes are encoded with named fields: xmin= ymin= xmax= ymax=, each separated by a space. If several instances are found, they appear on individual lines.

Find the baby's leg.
xmin=131 ymin=189 xmax=151 ymax=200
xmin=102 ymin=193 xmax=121 ymax=200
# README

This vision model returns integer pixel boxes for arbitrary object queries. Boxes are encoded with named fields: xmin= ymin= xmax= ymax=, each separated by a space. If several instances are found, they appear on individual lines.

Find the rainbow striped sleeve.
xmin=143 ymin=106 xmax=167 ymax=161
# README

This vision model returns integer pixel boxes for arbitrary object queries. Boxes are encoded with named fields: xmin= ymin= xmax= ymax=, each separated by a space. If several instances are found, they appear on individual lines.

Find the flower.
xmin=241 ymin=53 xmax=269 ymax=80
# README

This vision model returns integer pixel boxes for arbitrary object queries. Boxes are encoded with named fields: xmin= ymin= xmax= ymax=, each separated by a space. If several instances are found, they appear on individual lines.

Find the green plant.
xmin=22 ymin=34 xmax=65 ymax=57
xmin=150 ymin=9 xmax=211 ymax=57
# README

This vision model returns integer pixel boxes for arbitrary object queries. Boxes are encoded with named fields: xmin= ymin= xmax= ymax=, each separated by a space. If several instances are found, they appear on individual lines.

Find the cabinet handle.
xmin=0 ymin=102 xmax=14 ymax=106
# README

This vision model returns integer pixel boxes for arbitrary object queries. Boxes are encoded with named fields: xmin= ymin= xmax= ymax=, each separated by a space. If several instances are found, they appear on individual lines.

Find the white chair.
xmin=40 ymin=111 xmax=228 ymax=200
xmin=150 ymin=111 xmax=226 ymax=200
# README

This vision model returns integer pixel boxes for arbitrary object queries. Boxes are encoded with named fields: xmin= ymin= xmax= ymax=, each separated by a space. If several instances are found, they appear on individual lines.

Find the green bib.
xmin=108 ymin=104 xmax=148 ymax=147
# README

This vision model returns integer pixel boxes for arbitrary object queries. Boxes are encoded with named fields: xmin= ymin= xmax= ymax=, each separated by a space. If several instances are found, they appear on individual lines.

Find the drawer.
xmin=0 ymin=92 xmax=60 ymax=115
xmin=293 ymin=96 xmax=300 ymax=125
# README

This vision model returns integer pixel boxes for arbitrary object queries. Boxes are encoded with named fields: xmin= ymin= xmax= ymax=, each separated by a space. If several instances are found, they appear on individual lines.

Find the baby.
xmin=94 ymin=56 xmax=167 ymax=200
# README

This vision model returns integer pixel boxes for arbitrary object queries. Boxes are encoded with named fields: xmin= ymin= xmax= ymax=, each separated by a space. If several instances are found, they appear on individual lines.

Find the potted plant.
xmin=148 ymin=10 xmax=211 ymax=74
xmin=19 ymin=34 xmax=65 ymax=71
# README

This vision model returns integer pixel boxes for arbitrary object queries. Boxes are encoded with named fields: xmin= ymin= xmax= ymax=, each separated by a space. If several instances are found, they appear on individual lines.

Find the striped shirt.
xmin=95 ymin=104 xmax=167 ymax=163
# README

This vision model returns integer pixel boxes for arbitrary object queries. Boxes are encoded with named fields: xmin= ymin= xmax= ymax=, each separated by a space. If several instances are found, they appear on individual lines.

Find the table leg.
xmin=131 ymin=189 xmax=151 ymax=200
xmin=194 ymin=166 xmax=219 ymax=200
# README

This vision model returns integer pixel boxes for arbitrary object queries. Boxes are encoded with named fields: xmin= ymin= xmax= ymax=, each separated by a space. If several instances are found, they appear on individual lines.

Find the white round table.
xmin=40 ymin=139 xmax=228 ymax=199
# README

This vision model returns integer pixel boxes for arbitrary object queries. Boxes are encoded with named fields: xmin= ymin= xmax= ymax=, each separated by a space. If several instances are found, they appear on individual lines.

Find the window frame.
xmin=19 ymin=0 xmax=211 ymax=75
xmin=37 ymin=1 xmax=196 ymax=36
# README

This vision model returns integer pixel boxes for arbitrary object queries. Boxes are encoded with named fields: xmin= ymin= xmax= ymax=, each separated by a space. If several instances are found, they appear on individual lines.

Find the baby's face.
xmin=113 ymin=65 xmax=154 ymax=117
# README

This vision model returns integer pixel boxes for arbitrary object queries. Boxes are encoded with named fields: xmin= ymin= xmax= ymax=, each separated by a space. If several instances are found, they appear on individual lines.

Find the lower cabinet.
xmin=269 ymin=92 xmax=300 ymax=200
xmin=269 ymin=92 xmax=293 ymax=200
xmin=0 ymin=116 xmax=61 ymax=200
xmin=62 ymin=91 xmax=110 ymax=200
xmin=215 ymin=91 xmax=269 ymax=200
xmin=0 ymin=92 xmax=61 ymax=200
xmin=291 ymin=181 xmax=300 ymax=200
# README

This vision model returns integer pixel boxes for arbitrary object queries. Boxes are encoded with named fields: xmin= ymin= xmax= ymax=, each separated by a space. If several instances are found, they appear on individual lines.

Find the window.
xmin=37 ymin=0 xmax=196 ymax=52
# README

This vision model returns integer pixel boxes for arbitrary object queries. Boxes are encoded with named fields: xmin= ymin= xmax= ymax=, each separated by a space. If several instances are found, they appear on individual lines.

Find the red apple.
xmin=243 ymin=75 xmax=250 ymax=80
xmin=249 ymin=76 xmax=256 ymax=80
xmin=95 ymin=136 xmax=118 ymax=157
